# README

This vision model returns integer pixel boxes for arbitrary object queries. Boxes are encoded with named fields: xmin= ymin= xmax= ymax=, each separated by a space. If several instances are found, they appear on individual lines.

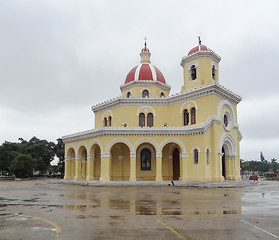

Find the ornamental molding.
xmin=105 ymin=137 xmax=133 ymax=153
xmin=180 ymin=153 xmax=189 ymax=158
xmin=101 ymin=153 xmax=111 ymax=158
xmin=219 ymin=133 xmax=237 ymax=156
xmin=120 ymin=80 xmax=171 ymax=92
xmin=136 ymin=105 xmax=156 ymax=117
xmin=130 ymin=152 xmax=137 ymax=158
xmin=156 ymin=153 xmax=162 ymax=158
xmin=62 ymin=116 xmax=221 ymax=144
xmin=180 ymin=100 xmax=198 ymax=114
xmin=187 ymin=61 xmax=198 ymax=70
xmin=190 ymin=146 xmax=201 ymax=154
xmin=102 ymin=110 xmax=113 ymax=120
xmin=211 ymin=61 xmax=218 ymax=70
xmin=92 ymin=83 xmax=241 ymax=114
xmin=181 ymin=50 xmax=221 ymax=67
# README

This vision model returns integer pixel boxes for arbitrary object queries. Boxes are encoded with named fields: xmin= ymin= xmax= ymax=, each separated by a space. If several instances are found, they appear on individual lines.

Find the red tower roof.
xmin=188 ymin=45 xmax=208 ymax=55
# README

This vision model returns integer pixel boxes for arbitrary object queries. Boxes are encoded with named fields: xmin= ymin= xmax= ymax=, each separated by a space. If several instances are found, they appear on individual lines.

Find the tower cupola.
xmin=180 ymin=37 xmax=221 ymax=92
xmin=140 ymin=41 xmax=151 ymax=63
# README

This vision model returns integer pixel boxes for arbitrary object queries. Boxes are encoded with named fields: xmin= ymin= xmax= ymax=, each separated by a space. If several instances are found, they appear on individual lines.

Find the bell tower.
xmin=180 ymin=38 xmax=221 ymax=92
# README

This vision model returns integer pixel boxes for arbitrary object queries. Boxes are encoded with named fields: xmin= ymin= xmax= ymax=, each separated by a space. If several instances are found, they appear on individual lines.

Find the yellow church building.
xmin=62 ymin=40 xmax=242 ymax=182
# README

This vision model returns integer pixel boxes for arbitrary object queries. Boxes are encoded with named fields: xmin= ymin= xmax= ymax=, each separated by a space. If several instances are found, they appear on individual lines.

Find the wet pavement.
xmin=0 ymin=179 xmax=278 ymax=240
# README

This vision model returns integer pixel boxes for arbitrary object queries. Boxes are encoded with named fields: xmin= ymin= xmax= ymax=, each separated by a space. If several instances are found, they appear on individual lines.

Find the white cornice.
xmin=181 ymin=50 xmax=221 ymax=68
xmin=91 ymin=83 xmax=241 ymax=113
xmin=62 ymin=116 xmax=222 ymax=143
xmin=120 ymin=80 xmax=171 ymax=92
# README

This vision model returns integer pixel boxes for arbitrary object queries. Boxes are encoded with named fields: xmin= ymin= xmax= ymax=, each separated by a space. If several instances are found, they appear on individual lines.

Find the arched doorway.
xmin=77 ymin=146 xmax=87 ymax=180
xmin=173 ymin=148 xmax=180 ymax=180
xmin=136 ymin=143 xmax=156 ymax=181
xmin=65 ymin=147 xmax=75 ymax=179
xmin=110 ymin=142 xmax=130 ymax=181
xmin=222 ymin=146 xmax=226 ymax=179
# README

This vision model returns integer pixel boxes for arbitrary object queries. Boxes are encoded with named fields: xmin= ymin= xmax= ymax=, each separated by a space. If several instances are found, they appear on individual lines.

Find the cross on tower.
xmin=198 ymin=36 xmax=201 ymax=45
xmin=144 ymin=37 xmax=147 ymax=48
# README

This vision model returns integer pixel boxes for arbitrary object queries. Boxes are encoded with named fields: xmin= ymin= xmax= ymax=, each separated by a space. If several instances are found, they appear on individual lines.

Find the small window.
xmin=206 ymin=149 xmax=210 ymax=164
xmin=191 ymin=108 xmax=196 ymax=124
xmin=139 ymin=113 xmax=145 ymax=127
xmin=108 ymin=116 xmax=112 ymax=126
xmin=160 ymin=92 xmax=165 ymax=98
xmin=126 ymin=92 xmax=131 ymax=98
xmin=104 ymin=117 xmax=107 ymax=127
xmin=194 ymin=149 xmax=199 ymax=164
xmin=191 ymin=65 xmax=196 ymax=80
xmin=223 ymin=115 xmax=228 ymax=127
xmin=147 ymin=113 xmax=153 ymax=127
xmin=184 ymin=109 xmax=189 ymax=126
xmin=212 ymin=66 xmax=216 ymax=80
xmin=141 ymin=148 xmax=151 ymax=170
xmin=142 ymin=90 xmax=149 ymax=98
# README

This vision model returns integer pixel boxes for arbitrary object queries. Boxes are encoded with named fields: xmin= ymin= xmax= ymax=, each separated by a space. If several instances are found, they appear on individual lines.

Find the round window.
xmin=223 ymin=115 xmax=228 ymax=127
xmin=223 ymin=111 xmax=232 ymax=131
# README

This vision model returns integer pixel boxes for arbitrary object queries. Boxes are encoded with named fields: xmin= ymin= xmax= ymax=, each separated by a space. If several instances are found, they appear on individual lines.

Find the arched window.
xmin=108 ymin=116 xmax=112 ymax=126
xmin=141 ymin=148 xmax=151 ymax=170
xmin=139 ymin=113 xmax=145 ymax=127
xmin=126 ymin=91 xmax=131 ymax=98
xmin=206 ymin=149 xmax=210 ymax=164
xmin=160 ymin=92 xmax=165 ymax=98
xmin=183 ymin=109 xmax=189 ymax=126
xmin=212 ymin=66 xmax=216 ymax=80
xmin=142 ymin=90 xmax=149 ymax=98
xmin=147 ymin=113 xmax=153 ymax=127
xmin=191 ymin=108 xmax=196 ymax=124
xmin=191 ymin=65 xmax=197 ymax=80
xmin=104 ymin=117 xmax=107 ymax=127
xmin=194 ymin=149 xmax=199 ymax=164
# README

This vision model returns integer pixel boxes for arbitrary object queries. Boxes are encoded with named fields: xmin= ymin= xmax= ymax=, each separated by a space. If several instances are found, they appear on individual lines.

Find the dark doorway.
xmin=173 ymin=148 xmax=180 ymax=180
xmin=222 ymin=146 xmax=226 ymax=179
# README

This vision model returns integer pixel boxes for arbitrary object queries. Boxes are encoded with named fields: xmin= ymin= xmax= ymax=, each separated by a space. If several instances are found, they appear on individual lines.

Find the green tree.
xmin=26 ymin=137 xmax=56 ymax=173
xmin=9 ymin=154 xmax=36 ymax=178
xmin=0 ymin=141 xmax=20 ymax=173
xmin=55 ymin=138 xmax=65 ymax=175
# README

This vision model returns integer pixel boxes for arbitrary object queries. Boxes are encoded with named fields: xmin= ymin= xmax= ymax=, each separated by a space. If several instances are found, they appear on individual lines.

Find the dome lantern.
xmin=140 ymin=39 xmax=151 ymax=63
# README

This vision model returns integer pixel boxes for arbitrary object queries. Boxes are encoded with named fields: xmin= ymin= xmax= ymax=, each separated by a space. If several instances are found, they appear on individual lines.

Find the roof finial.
xmin=198 ymin=36 xmax=201 ymax=45
xmin=144 ymin=37 xmax=147 ymax=48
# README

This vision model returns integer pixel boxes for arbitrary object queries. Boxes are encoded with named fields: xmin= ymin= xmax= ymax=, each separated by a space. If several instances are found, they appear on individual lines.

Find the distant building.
xmin=62 ymin=40 xmax=242 ymax=181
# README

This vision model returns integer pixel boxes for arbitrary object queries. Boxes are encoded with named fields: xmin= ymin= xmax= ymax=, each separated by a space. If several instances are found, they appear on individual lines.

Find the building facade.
xmin=62 ymin=41 xmax=242 ymax=182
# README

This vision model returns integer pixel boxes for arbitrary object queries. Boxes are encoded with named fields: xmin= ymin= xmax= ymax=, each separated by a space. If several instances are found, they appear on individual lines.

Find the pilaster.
xmin=156 ymin=153 xmax=163 ymax=181
xmin=64 ymin=157 xmax=72 ymax=180
xmin=86 ymin=154 xmax=95 ymax=180
xmin=74 ymin=156 xmax=82 ymax=180
xmin=129 ymin=153 xmax=137 ymax=181
xmin=100 ymin=153 xmax=111 ymax=181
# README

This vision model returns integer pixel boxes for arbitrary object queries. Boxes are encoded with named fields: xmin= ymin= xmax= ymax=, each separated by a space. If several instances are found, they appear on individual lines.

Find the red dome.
xmin=125 ymin=63 xmax=166 ymax=84
xmin=188 ymin=45 xmax=208 ymax=55
xmin=141 ymin=47 xmax=150 ymax=52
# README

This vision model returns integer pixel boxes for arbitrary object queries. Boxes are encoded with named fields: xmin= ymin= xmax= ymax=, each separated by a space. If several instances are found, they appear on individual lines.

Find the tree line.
xmin=0 ymin=137 xmax=64 ymax=178
xmin=240 ymin=152 xmax=278 ymax=174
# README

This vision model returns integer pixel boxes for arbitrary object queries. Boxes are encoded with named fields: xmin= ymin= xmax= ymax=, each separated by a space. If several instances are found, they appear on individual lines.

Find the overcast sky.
xmin=0 ymin=0 xmax=278 ymax=162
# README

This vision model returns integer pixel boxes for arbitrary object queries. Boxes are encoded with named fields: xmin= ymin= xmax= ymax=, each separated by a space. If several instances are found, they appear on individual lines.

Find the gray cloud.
xmin=0 ymin=0 xmax=279 ymax=161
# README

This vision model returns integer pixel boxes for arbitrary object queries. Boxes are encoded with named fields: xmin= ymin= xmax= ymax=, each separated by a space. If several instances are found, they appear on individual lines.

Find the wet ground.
xmin=0 ymin=179 xmax=278 ymax=240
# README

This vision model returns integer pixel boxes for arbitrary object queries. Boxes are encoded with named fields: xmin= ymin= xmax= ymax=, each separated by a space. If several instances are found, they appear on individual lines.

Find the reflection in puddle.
xmin=62 ymin=198 xmax=241 ymax=216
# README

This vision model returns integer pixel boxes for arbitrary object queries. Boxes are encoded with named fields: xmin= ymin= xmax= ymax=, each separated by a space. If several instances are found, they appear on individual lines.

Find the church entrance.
xmin=222 ymin=146 xmax=226 ymax=179
xmin=173 ymin=148 xmax=180 ymax=180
